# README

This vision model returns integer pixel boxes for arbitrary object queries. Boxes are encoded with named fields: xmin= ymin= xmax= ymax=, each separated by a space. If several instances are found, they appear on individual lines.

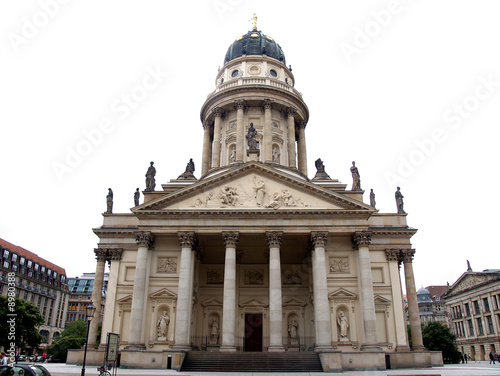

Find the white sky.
xmin=1 ymin=0 xmax=499 ymax=290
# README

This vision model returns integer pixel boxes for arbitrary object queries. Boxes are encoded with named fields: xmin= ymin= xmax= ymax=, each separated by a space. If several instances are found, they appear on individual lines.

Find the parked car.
xmin=0 ymin=364 xmax=51 ymax=376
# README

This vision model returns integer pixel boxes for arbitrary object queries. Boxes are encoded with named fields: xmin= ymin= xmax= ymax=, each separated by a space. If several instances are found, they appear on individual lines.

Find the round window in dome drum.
xmin=270 ymin=69 xmax=278 ymax=77
xmin=231 ymin=70 xmax=239 ymax=78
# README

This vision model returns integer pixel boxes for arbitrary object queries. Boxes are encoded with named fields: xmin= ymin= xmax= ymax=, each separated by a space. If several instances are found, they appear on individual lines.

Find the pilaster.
xmin=286 ymin=107 xmax=297 ymax=168
xmin=262 ymin=99 xmax=273 ymax=163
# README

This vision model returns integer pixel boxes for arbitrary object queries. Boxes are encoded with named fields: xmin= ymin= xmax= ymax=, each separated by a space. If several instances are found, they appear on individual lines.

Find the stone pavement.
xmin=42 ymin=361 xmax=500 ymax=376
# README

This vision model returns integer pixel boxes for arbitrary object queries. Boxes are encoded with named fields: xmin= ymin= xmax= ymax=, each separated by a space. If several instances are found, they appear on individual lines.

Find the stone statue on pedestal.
xmin=209 ymin=317 xmax=219 ymax=344
xmin=178 ymin=158 xmax=197 ymax=180
xmin=156 ymin=310 xmax=170 ymax=341
xmin=395 ymin=186 xmax=405 ymax=214
xmin=145 ymin=162 xmax=156 ymax=191
xmin=105 ymin=188 xmax=113 ymax=213
xmin=350 ymin=161 xmax=361 ymax=190
xmin=134 ymin=188 xmax=140 ymax=206
xmin=288 ymin=317 xmax=298 ymax=344
xmin=370 ymin=189 xmax=376 ymax=208
xmin=246 ymin=123 xmax=258 ymax=150
xmin=338 ymin=311 xmax=349 ymax=341
xmin=312 ymin=158 xmax=331 ymax=180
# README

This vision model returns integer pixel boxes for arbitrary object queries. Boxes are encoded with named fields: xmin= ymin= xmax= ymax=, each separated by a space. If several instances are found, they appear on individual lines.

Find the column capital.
xmin=286 ymin=106 xmax=297 ymax=117
xmin=385 ymin=249 xmax=400 ymax=262
xmin=178 ymin=231 xmax=196 ymax=248
xmin=203 ymin=121 xmax=212 ymax=131
xmin=401 ymin=249 xmax=416 ymax=263
xmin=94 ymin=248 xmax=108 ymax=262
xmin=135 ymin=231 xmax=154 ymax=249
xmin=108 ymin=248 xmax=124 ymax=261
xmin=298 ymin=120 xmax=307 ymax=130
xmin=212 ymin=107 xmax=224 ymax=117
xmin=234 ymin=99 xmax=246 ymax=110
xmin=266 ymin=231 xmax=283 ymax=248
xmin=262 ymin=99 xmax=273 ymax=110
xmin=222 ymin=231 xmax=239 ymax=248
xmin=310 ymin=231 xmax=328 ymax=248
xmin=353 ymin=231 xmax=372 ymax=249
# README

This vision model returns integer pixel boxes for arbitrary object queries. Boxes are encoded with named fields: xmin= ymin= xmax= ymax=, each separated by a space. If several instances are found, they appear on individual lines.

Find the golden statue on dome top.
xmin=251 ymin=13 xmax=258 ymax=30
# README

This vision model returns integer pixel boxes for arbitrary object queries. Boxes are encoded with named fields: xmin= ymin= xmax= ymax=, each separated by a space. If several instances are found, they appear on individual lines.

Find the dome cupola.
xmin=224 ymin=14 xmax=286 ymax=65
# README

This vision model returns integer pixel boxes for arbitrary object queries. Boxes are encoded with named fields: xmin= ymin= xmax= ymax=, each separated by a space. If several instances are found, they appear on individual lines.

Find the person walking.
xmin=489 ymin=351 xmax=495 ymax=364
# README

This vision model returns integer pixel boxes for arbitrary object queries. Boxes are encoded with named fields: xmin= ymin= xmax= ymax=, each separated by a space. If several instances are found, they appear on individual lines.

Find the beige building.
xmin=0 ymin=238 xmax=69 ymax=351
xmin=444 ymin=268 xmax=500 ymax=360
xmin=72 ymin=22 xmax=442 ymax=371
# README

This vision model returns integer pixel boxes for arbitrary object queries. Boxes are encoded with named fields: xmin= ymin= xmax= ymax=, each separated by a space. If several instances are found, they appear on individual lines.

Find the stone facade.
xmin=444 ymin=270 xmax=500 ymax=360
xmin=71 ymin=24 xmax=440 ymax=371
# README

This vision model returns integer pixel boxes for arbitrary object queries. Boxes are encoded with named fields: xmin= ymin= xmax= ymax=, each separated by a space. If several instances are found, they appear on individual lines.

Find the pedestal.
xmin=247 ymin=149 xmax=260 ymax=162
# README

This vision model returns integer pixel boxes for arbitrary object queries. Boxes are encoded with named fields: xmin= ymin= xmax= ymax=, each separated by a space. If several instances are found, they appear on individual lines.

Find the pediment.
xmin=239 ymin=298 xmax=269 ymax=308
xmin=329 ymin=288 xmax=357 ymax=300
xmin=283 ymin=297 xmax=307 ymax=307
xmin=117 ymin=295 xmax=133 ymax=304
xmin=374 ymin=295 xmax=392 ymax=304
xmin=134 ymin=163 xmax=372 ymax=212
xmin=446 ymin=272 xmax=500 ymax=297
xmin=150 ymin=288 xmax=177 ymax=300
xmin=202 ymin=297 xmax=223 ymax=307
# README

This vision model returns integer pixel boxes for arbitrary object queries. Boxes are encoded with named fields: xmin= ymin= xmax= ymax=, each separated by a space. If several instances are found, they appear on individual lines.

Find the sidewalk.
xmin=42 ymin=361 xmax=500 ymax=376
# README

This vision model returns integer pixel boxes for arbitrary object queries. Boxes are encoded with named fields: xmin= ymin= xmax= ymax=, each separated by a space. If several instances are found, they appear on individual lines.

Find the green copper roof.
xmin=224 ymin=29 xmax=286 ymax=65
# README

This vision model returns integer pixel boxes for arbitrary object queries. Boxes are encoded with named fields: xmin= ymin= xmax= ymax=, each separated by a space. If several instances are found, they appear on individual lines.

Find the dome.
xmin=224 ymin=29 xmax=286 ymax=65
xmin=417 ymin=287 xmax=430 ymax=295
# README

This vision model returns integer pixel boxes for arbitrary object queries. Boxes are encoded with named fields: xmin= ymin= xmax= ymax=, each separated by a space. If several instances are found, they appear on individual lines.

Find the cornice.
xmin=371 ymin=228 xmax=418 ymax=237
xmin=200 ymin=85 xmax=309 ymax=124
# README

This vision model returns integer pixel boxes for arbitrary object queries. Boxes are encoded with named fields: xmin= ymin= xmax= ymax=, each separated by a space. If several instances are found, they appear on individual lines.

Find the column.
xmin=235 ymin=99 xmax=246 ymax=163
xmin=201 ymin=122 xmax=212 ymax=175
xmin=99 ymin=248 xmax=123 ymax=346
xmin=401 ymin=249 xmax=425 ymax=351
xmin=310 ymin=231 xmax=333 ymax=350
xmin=127 ymin=232 xmax=154 ymax=349
xmin=297 ymin=121 xmax=308 ymax=176
xmin=286 ymin=107 xmax=297 ymax=168
xmin=353 ymin=231 xmax=381 ymax=351
xmin=386 ymin=249 xmax=410 ymax=351
xmin=266 ymin=231 xmax=285 ymax=352
xmin=262 ymin=99 xmax=273 ymax=163
xmin=173 ymin=231 xmax=196 ymax=350
xmin=220 ymin=231 xmax=239 ymax=352
xmin=88 ymin=248 xmax=107 ymax=348
xmin=212 ymin=107 xmax=223 ymax=169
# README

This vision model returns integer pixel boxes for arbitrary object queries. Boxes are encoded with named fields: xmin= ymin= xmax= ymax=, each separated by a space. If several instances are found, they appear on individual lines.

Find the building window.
xmin=465 ymin=303 xmax=471 ymax=316
xmin=468 ymin=319 xmax=474 ymax=336
xmin=473 ymin=300 xmax=480 ymax=315
xmin=486 ymin=316 xmax=494 ymax=334
xmin=483 ymin=298 xmax=491 ymax=312
xmin=19 ymin=257 xmax=25 ymax=265
xmin=3 ymin=249 xmax=9 ymax=259
xmin=477 ymin=318 xmax=484 ymax=335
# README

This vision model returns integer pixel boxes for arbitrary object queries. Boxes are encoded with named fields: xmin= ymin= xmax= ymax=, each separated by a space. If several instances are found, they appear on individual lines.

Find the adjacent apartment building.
xmin=0 ymin=238 xmax=69 ymax=349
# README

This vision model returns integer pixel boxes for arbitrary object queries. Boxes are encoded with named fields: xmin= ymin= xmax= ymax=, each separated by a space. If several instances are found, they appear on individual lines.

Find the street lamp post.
xmin=81 ymin=301 xmax=96 ymax=376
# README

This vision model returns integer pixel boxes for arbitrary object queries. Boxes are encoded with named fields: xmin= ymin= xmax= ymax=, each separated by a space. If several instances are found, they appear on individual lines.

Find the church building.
xmin=72 ymin=18 xmax=442 ymax=371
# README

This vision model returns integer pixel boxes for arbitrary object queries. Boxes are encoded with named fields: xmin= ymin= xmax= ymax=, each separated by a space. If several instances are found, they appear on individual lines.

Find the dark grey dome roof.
xmin=224 ymin=29 xmax=286 ymax=65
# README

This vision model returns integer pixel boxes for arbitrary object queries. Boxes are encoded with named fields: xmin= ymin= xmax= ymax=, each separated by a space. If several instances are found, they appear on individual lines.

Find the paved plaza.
xmin=42 ymin=361 xmax=500 ymax=376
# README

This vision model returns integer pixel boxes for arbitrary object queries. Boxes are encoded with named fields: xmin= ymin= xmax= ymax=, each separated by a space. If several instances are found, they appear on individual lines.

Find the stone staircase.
xmin=181 ymin=351 xmax=324 ymax=372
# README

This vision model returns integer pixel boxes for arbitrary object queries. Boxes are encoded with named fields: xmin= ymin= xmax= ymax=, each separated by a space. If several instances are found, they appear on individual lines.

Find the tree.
xmin=422 ymin=322 xmax=461 ymax=363
xmin=0 ymin=296 xmax=44 ymax=350
xmin=46 ymin=320 xmax=104 ymax=362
